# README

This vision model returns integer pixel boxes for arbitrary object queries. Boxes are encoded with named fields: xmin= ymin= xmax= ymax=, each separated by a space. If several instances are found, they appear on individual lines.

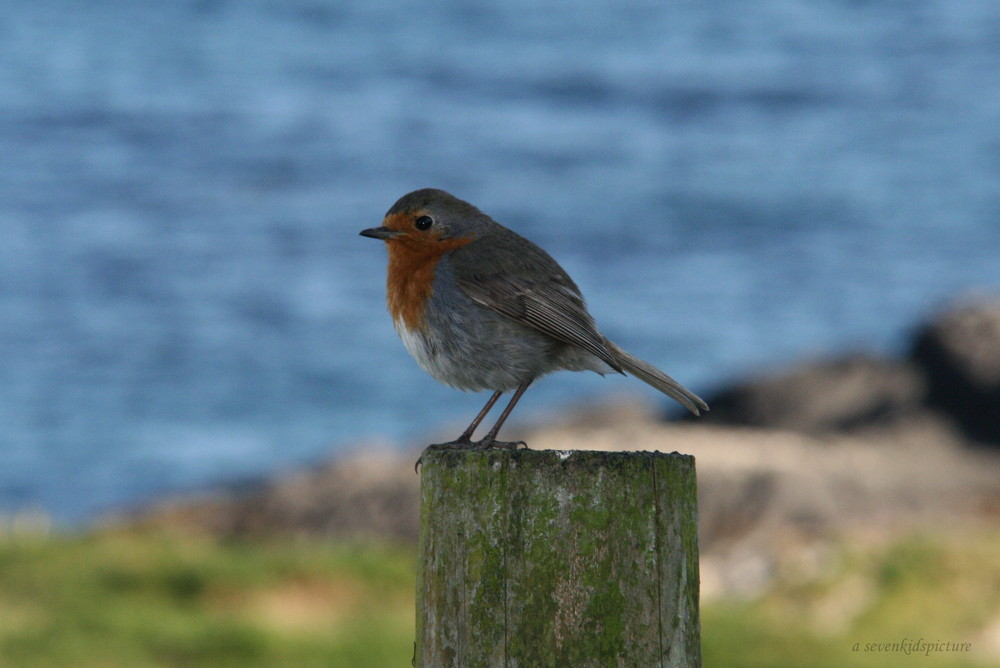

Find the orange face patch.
xmin=379 ymin=210 xmax=474 ymax=331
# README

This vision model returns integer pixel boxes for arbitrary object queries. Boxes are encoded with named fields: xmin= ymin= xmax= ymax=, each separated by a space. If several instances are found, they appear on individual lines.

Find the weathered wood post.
xmin=415 ymin=448 xmax=700 ymax=668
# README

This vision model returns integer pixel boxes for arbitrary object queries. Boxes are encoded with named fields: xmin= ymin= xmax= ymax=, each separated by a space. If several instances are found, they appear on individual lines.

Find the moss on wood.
xmin=415 ymin=449 xmax=700 ymax=668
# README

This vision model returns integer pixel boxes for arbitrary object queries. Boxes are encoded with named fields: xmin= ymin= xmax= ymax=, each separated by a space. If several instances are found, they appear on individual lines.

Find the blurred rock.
xmin=127 ymin=449 xmax=420 ymax=542
xmin=126 ymin=404 xmax=1000 ymax=545
xmin=689 ymin=355 xmax=928 ymax=433
xmin=687 ymin=295 xmax=1000 ymax=447
xmin=910 ymin=298 xmax=1000 ymax=445
xmin=120 ymin=400 xmax=1000 ymax=601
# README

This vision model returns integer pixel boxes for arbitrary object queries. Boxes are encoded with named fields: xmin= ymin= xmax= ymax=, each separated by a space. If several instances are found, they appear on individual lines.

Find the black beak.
xmin=360 ymin=226 xmax=400 ymax=240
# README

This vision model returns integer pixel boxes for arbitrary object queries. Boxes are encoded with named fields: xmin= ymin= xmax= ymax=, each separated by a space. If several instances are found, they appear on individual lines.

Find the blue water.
xmin=2 ymin=0 xmax=998 ymax=524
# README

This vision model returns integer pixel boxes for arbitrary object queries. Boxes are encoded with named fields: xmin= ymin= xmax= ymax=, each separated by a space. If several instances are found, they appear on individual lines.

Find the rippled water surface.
xmin=2 ymin=0 xmax=998 ymax=522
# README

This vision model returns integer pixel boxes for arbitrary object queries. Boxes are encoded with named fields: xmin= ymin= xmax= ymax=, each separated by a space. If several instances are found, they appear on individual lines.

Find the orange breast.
xmin=385 ymin=233 xmax=473 ymax=332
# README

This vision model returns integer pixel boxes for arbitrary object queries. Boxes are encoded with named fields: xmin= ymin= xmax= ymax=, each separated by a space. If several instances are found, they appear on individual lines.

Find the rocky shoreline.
xmin=692 ymin=295 xmax=1000 ymax=446
xmin=121 ymin=296 xmax=1000 ymax=596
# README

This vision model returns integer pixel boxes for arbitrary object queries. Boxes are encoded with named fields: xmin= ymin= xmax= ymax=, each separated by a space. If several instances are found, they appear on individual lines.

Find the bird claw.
xmin=414 ymin=438 xmax=473 ymax=473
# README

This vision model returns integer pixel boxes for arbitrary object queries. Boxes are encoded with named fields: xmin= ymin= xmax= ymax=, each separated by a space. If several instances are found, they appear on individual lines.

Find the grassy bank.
xmin=0 ymin=529 xmax=414 ymax=667
xmin=0 ymin=527 xmax=996 ymax=667
xmin=703 ymin=531 xmax=1000 ymax=668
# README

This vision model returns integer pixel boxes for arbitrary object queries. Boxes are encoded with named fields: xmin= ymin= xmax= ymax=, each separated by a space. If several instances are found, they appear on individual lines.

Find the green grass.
xmin=0 ymin=528 xmax=415 ymax=667
xmin=702 ymin=532 xmax=1000 ymax=668
xmin=0 ymin=526 xmax=997 ymax=667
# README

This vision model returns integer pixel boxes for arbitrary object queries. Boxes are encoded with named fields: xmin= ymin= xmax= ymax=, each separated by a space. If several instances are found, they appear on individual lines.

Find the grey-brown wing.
xmin=457 ymin=273 xmax=624 ymax=374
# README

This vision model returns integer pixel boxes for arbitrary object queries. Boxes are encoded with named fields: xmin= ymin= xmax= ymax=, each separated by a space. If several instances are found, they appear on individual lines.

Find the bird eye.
xmin=414 ymin=215 xmax=433 ymax=231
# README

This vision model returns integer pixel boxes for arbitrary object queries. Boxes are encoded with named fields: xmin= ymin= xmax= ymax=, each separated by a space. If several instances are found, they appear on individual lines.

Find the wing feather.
xmin=457 ymin=273 xmax=623 ymax=374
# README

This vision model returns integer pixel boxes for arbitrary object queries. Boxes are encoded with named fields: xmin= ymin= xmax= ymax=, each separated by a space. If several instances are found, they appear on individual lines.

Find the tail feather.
xmin=605 ymin=340 xmax=709 ymax=416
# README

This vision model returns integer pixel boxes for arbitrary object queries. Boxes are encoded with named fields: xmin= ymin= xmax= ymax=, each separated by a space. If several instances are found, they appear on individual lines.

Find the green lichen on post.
xmin=653 ymin=453 xmax=701 ymax=666
xmin=415 ymin=448 xmax=700 ymax=668
xmin=416 ymin=449 xmax=512 ymax=667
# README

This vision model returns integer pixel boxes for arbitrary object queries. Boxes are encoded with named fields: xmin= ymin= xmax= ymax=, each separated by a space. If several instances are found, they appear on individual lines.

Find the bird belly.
xmin=394 ymin=310 xmax=559 ymax=392
xmin=394 ymin=320 xmax=457 ymax=385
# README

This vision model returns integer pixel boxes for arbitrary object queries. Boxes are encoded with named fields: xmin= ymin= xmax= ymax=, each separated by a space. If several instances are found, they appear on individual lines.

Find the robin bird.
xmin=361 ymin=188 xmax=707 ymax=461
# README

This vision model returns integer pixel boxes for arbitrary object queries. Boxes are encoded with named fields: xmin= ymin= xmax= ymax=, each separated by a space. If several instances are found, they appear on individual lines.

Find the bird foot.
xmin=414 ymin=439 xmax=529 ymax=472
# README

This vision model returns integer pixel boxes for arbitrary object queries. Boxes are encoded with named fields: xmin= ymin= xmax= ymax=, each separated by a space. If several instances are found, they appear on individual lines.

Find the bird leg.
xmin=415 ymin=390 xmax=503 ymax=471
xmin=476 ymin=380 xmax=532 ymax=450
xmin=456 ymin=390 xmax=503 ymax=442
xmin=414 ymin=383 xmax=532 ymax=472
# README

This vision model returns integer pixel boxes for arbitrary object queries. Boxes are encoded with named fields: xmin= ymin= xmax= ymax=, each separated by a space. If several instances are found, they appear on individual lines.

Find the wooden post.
xmin=414 ymin=449 xmax=700 ymax=668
